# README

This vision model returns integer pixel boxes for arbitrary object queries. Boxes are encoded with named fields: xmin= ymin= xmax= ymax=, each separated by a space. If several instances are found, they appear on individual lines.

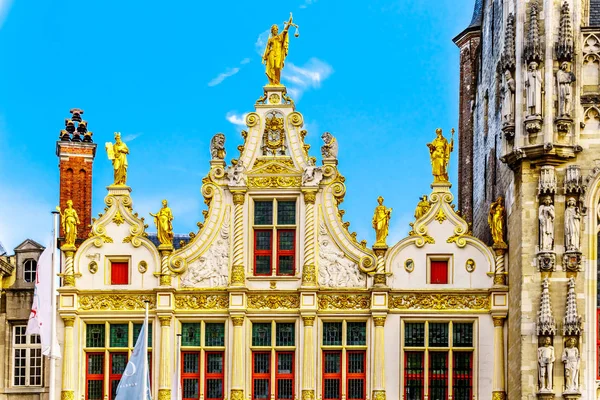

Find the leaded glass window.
xmin=205 ymin=323 xmax=225 ymax=347
xmin=182 ymin=323 xmax=201 ymax=347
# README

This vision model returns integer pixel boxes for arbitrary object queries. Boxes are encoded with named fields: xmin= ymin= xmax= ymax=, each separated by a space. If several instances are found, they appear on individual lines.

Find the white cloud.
xmin=0 ymin=0 xmax=13 ymax=30
xmin=255 ymin=29 xmax=270 ymax=56
xmin=240 ymin=58 xmax=251 ymax=65
xmin=299 ymin=0 xmax=317 ymax=8
xmin=208 ymin=67 xmax=241 ymax=87
xmin=282 ymin=58 xmax=333 ymax=100
xmin=226 ymin=111 xmax=248 ymax=128
xmin=122 ymin=132 xmax=143 ymax=142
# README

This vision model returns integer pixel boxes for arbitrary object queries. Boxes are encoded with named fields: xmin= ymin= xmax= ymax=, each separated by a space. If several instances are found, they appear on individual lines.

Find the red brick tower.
xmin=56 ymin=108 xmax=97 ymax=243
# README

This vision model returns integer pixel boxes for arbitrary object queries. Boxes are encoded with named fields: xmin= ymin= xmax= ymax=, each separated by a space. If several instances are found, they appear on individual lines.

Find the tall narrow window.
xmin=84 ymin=322 xmax=153 ymax=400
xmin=402 ymin=321 xmax=474 ymax=400
xmin=253 ymin=199 xmax=297 ymax=276
xmin=251 ymin=321 xmax=296 ymax=400
xmin=12 ymin=325 xmax=42 ymax=387
xmin=180 ymin=322 xmax=225 ymax=400
xmin=23 ymin=259 xmax=37 ymax=283
xmin=110 ymin=261 xmax=129 ymax=285
xmin=321 ymin=321 xmax=367 ymax=400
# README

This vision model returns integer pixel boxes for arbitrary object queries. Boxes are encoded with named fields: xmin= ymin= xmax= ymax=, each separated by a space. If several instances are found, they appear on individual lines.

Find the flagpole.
xmin=143 ymin=300 xmax=149 ymax=400
xmin=49 ymin=209 xmax=60 ymax=400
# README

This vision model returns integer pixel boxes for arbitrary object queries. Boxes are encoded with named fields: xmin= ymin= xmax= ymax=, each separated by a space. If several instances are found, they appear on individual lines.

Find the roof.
xmin=147 ymin=233 xmax=191 ymax=250
xmin=452 ymin=0 xmax=483 ymax=44
xmin=14 ymin=239 xmax=45 ymax=252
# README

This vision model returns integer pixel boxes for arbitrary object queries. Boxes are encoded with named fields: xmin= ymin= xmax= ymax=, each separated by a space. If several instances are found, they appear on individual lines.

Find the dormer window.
xmin=23 ymin=259 xmax=37 ymax=283
xmin=253 ymin=199 xmax=297 ymax=276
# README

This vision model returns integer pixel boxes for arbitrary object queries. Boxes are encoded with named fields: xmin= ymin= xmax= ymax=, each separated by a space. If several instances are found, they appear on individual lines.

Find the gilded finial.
xmin=372 ymin=196 xmax=392 ymax=247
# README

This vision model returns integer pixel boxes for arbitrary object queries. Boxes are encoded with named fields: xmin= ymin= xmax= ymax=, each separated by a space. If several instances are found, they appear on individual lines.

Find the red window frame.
xmin=205 ymin=351 xmax=225 ymax=400
xmin=322 ymin=350 xmax=342 ymax=400
xmin=275 ymin=351 xmax=294 ymax=400
xmin=109 ymin=352 xmax=128 ymax=400
xmin=428 ymin=352 xmax=449 ymax=400
xmin=276 ymin=230 xmax=296 ymax=276
xmin=252 ymin=351 xmax=271 ymax=400
xmin=430 ymin=260 xmax=448 ymax=284
xmin=111 ymin=262 xmax=129 ymax=285
xmin=181 ymin=351 xmax=200 ymax=400
xmin=346 ymin=351 xmax=366 ymax=400
xmin=85 ymin=352 xmax=105 ymax=400
xmin=452 ymin=352 xmax=473 ymax=400
xmin=254 ymin=230 xmax=273 ymax=276
xmin=404 ymin=351 xmax=425 ymax=400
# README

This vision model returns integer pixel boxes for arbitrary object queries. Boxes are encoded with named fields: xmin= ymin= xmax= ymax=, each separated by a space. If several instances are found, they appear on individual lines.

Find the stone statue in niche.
xmin=321 ymin=132 xmax=338 ymax=159
xmin=210 ymin=133 xmax=226 ymax=160
xmin=538 ymin=336 xmax=555 ymax=392
xmin=501 ymin=70 xmax=516 ymax=125
xmin=526 ymin=61 xmax=543 ymax=116
xmin=181 ymin=216 xmax=229 ymax=288
xmin=539 ymin=195 xmax=555 ymax=251
xmin=557 ymin=62 xmax=576 ymax=118
xmin=562 ymin=337 xmax=580 ymax=393
xmin=302 ymin=157 xmax=323 ymax=186
xmin=564 ymin=197 xmax=581 ymax=252
xmin=226 ymin=160 xmax=246 ymax=186
xmin=318 ymin=222 xmax=365 ymax=288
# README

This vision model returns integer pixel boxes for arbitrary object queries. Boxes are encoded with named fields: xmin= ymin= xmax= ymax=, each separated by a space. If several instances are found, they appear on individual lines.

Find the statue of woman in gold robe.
xmin=106 ymin=132 xmax=129 ymax=186
xmin=150 ymin=200 xmax=174 ymax=246
xmin=427 ymin=128 xmax=454 ymax=183
xmin=263 ymin=14 xmax=295 ymax=85
xmin=372 ymin=196 xmax=392 ymax=246
xmin=60 ymin=200 xmax=80 ymax=247
xmin=488 ymin=197 xmax=506 ymax=246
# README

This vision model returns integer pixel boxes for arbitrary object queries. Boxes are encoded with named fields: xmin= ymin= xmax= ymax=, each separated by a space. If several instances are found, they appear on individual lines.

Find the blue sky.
xmin=0 ymin=0 xmax=475 ymax=251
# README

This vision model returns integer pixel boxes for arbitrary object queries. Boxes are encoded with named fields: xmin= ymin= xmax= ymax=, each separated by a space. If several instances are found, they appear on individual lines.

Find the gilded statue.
xmin=414 ymin=195 xmax=431 ymax=220
xmin=150 ymin=200 xmax=174 ymax=247
xmin=262 ymin=13 xmax=299 ymax=85
xmin=59 ymin=200 xmax=80 ymax=247
xmin=105 ymin=132 xmax=129 ymax=186
xmin=372 ymin=196 xmax=392 ymax=246
xmin=427 ymin=128 xmax=454 ymax=183
xmin=488 ymin=197 xmax=506 ymax=246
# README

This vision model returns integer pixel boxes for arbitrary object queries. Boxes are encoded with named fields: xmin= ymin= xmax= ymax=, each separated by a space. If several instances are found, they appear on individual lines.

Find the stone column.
xmin=61 ymin=316 xmax=75 ymax=400
xmin=158 ymin=246 xmax=173 ymax=286
xmin=61 ymin=248 xmax=76 ymax=286
xmin=492 ymin=243 xmax=508 ymax=286
xmin=230 ymin=316 xmax=245 ymax=400
xmin=372 ymin=316 xmax=387 ymax=400
xmin=230 ymin=191 xmax=246 ymax=287
xmin=372 ymin=247 xmax=388 ymax=287
xmin=158 ymin=316 xmax=172 ymax=400
xmin=302 ymin=190 xmax=317 ymax=287
xmin=492 ymin=316 xmax=506 ymax=400
xmin=301 ymin=316 xmax=316 ymax=399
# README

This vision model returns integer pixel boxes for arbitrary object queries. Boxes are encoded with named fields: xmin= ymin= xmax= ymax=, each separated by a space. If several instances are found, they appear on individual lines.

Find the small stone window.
xmin=23 ymin=259 xmax=37 ymax=283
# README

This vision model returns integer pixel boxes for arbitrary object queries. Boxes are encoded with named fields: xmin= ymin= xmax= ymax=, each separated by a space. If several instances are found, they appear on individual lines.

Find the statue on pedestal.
xmin=262 ymin=13 xmax=299 ymax=86
xmin=59 ymin=200 xmax=80 ymax=247
xmin=302 ymin=157 xmax=323 ymax=186
xmin=526 ymin=62 xmax=543 ymax=116
xmin=210 ymin=133 xmax=226 ymax=160
xmin=226 ymin=160 xmax=246 ymax=186
xmin=427 ymin=128 xmax=454 ymax=183
xmin=539 ymin=195 xmax=555 ymax=251
xmin=501 ymin=70 xmax=516 ymax=125
xmin=372 ymin=196 xmax=392 ymax=246
xmin=488 ymin=197 xmax=506 ymax=246
xmin=538 ymin=336 xmax=555 ymax=392
xmin=562 ymin=337 xmax=580 ymax=393
xmin=321 ymin=132 xmax=338 ymax=159
xmin=564 ymin=197 xmax=581 ymax=252
xmin=150 ymin=200 xmax=174 ymax=247
xmin=414 ymin=195 xmax=431 ymax=220
xmin=557 ymin=62 xmax=575 ymax=118
xmin=105 ymin=132 xmax=129 ymax=186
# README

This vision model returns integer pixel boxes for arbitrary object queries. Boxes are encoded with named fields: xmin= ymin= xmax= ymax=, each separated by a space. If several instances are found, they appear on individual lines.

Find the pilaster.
xmin=492 ymin=315 xmax=507 ymax=400
xmin=230 ymin=315 xmax=245 ymax=400
xmin=61 ymin=316 xmax=76 ymax=400
xmin=301 ymin=189 xmax=318 ymax=287
xmin=230 ymin=190 xmax=247 ymax=287
xmin=371 ymin=315 xmax=387 ymax=400
xmin=301 ymin=315 xmax=316 ymax=400
xmin=158 ymin=315 xmax=172 ymax=400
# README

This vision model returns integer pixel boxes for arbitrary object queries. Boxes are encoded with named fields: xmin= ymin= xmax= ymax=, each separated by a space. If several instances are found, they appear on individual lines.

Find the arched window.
xmin=23 ymin=259 xmax=37 ymax=283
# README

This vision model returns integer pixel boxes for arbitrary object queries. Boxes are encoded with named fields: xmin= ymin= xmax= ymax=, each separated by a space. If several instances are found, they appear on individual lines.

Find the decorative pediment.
xmin=14 ymin=239 xmax=44 ymax=252
xmin=249 ymin=157 xmax=301 ymax=175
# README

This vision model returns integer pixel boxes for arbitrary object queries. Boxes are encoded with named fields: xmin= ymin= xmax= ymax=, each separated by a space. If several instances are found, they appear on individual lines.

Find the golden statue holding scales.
xmin=262 ymin=13 xmax=300 ymax=86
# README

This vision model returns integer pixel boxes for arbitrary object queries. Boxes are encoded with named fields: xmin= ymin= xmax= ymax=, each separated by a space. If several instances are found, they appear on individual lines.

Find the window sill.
xmin=247 ymin=276 xmax=301 ymax=281
xmin=5 ymin=387 xmax=47 ymax=393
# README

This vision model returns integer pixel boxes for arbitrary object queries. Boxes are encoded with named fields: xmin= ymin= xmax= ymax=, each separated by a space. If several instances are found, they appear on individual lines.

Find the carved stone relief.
xmin=318 ymin=221 xmax=365 ymax=288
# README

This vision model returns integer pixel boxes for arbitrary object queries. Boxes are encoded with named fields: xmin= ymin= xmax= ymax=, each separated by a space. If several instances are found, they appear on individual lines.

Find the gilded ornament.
xmin=157 ymin=389 xmax=171 ymax=400
xmin=493 ymin=316 xmax=506 ymax=327
xmin=414 ymin=195 xmax=431 ymax=219
xmin=372 ymin=390 xmax=386 ymax=400
xmin=159 ymin=274 xmax=171 ymax=287
xmin=302 ymin=264 xmax=317 ymax=285
xmin=288 ymin=111 xmax=303 ymax=127
xmin=465 ymin=259 xmax=476 ymax=273
xmin=230 ymin=264 xmax=245 ymax=285
xmin=158 ymin=316 xmax=172 ymax=327
xmin=373 ymin=273 xmax=387 ymax=286
xmin=232 ymin=192 xmax=246 ymax=205
xmin=138 ymin=260 xmax=148 ymax=274
xmin=231 ymin=316 xmax=244 ymax=327
xmin=390 ymin=293 xmax=489 ymax=311
xmin=62 ymin=316 xmax=75 ymax=327
xmin=246 ymin=113 xmax=259 ymax=127
xmin=270 ymin=281 xmax=277 ymax=289
xmin=150 ymin=200 xmax=174 ymax=246
xmin=59 ymin=200 xmax=80 ymax=247
xmin=105 ymin=132 xmax=129 ymax=186
xmin=248 ymin=176 xmax=302 ymax=188
xmin=79 ymin=294 xmax=156 ymax=311
xmin=435 ymin=209 xmax=446 ymax=223
xmin=61 ymin=391 xmax=75 ymax=400
xmin=268 ymin=93 xmax=281 ymax=104
xmin=404 ymin=259 xmax=415 ymax=273
xmin=301 ymin=390 xmax=315 ymax=400
xmin=262 ymin=111 xmax=287 ymax=156
xmin=488 ymin=196 xmax=507 ymax=246
xmin=174 ymin=294 xmax=229 ymax=310
xmin=93 ymin=234 xmax=113 ymax=245
xmin=247 ymin=294 xmax=300 ymax=310
xmin=253 ymin=157 xmax=295 ymax=169
xmin=63 ymin=274 xmax=75 ymax=287
xmin=492 ymin=391 xmax=506 ymax=400
xmin=282 ymin=89 xmax=295 ymax=106
xmin=427 ymin=128 xmax=454 ymax=183
xmin=318 ymin=294 xmax=371 ymax=310
xmin=302 ymin=316 xmax=315 ymax=326
xmin=372 ymin=196 xmax=392 ymax=247
xmin=373 ymin=316 xmax=386 ymax=327
xmin=262 ymin=13 xmax=299 ymax=85
xmin=303 ymin=191 xmax=317 ymax=204
xmin=112 ymin=211 xmax=125 ymax=226
xmin=88 ymin=261 xmax=98 ymax=274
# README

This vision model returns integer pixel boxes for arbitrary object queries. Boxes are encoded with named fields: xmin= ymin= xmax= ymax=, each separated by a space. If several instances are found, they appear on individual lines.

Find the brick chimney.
xmin=56 ymin=108 xmax=97 ymax=244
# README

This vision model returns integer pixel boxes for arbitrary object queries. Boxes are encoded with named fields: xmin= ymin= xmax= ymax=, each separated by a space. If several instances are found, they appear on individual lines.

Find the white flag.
xmin=26 ymin=244 xmax=60 ymax=358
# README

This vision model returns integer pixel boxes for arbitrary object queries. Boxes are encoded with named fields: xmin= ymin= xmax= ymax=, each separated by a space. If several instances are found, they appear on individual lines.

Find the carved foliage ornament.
xmin=318 ymin=294 xmax=371 ymax=310
xmin=174 ymin=294 xmax=229 ymax=310
xmin=247 ymin=294 xmax=300 ymax=310
xmin=79 ymin=294 xmax=156 ymax=311
xmin=389 ymin=293 xmax=489 ymax=311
